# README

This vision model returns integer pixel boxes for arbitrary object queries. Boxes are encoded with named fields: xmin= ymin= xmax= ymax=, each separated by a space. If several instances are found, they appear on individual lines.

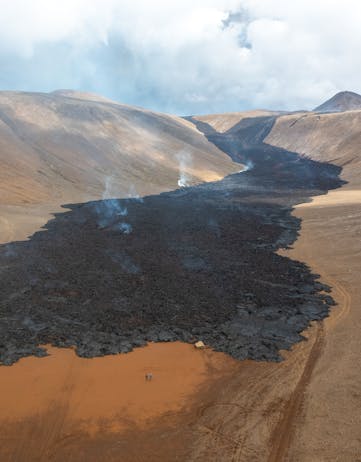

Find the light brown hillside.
xmin=266 ymin=110 xmax=361 ymax=187
xmin=0 ymin=91 xmax=240 ymax=207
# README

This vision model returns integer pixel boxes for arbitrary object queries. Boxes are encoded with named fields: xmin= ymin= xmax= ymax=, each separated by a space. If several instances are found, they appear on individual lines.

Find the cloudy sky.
xmin=0 ymin=0 xmax=360 ymax=114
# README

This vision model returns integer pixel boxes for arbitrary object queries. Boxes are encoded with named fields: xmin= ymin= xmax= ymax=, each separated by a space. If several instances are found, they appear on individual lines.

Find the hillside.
xmin=194 ymin=105 xmax=361 ymax=188
xmin=193 ymin=110 xmax=279 ymax=133
xmin=0 ymin=91 xmax=240 ymax=207
xmin=314 ymin=91 xmax=361 ymax=113
xmin=265 ymin=110 xmax=361 ymax=187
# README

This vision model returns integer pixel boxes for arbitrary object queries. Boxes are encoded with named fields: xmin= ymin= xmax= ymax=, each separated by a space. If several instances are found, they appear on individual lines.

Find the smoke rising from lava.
xmin=176 ymin=151 xmax=192 ymax=188
xmin=94 ymin=175 xmax=131 ymax=232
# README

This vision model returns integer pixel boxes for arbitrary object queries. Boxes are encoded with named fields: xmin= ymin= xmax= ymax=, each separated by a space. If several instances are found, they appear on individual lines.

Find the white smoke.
xmin=95 ymin=175 xmax=131 ymax=232
xmin=127 ymin=184 xmax=144 ymax=203
xmin=242 ymin=160 xmax=254 ymax=172
xmin=112 ymin=222 xmax=132 ymax=234
xmin=176 ymin=151 xmax=192 ymax=188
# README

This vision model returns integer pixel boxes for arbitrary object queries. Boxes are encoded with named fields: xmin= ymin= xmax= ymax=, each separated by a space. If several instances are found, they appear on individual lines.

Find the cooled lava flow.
xmin=0 ymin=117 xmax=343 ymax=365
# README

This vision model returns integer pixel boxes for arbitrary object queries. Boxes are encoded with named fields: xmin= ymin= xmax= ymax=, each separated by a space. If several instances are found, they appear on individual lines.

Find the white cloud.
xmin=0 ymin=0 xmax=360 ymax=113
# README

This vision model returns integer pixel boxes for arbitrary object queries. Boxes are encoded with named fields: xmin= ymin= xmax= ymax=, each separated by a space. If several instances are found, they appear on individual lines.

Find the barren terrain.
xmin=0 ymin=342 xmax=240 ymax=462
xmin=184 ymin=109 xmax=361 ymax=461
xmin=0 ymin=114 xmax=341 ymax=365
xmin=0 ymin=92 xmax=360 ymax=461
xmin=0 ymin=90 xmax=239 ymax=242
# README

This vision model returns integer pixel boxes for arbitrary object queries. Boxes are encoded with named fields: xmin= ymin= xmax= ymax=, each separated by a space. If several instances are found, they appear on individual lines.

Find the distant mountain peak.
xmin=314 ymin=90 xmax=361 ymax=113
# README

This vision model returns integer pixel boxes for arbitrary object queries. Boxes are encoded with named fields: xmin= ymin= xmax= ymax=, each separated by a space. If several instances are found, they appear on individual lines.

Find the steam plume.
xmin=176 ymin=151 xmax=192 ymax=188
xmin=95 ymin=175 xmax=131 ymax=233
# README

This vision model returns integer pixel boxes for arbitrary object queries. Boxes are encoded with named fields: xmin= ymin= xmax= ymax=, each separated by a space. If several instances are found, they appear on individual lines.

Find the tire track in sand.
xmin=267 ymin=270 xmax=351 ymax=461
xmin=267 ymin=320 xmax=325 ymax=462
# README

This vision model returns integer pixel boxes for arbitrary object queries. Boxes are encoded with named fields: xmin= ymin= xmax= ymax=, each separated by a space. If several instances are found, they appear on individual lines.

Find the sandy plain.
xmin=0 ymin=342 xmax=241 ymax=462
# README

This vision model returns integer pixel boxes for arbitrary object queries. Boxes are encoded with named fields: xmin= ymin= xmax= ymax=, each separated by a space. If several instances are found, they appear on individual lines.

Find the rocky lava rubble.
xmin=0 ymin=117 xmax=343 ymax=364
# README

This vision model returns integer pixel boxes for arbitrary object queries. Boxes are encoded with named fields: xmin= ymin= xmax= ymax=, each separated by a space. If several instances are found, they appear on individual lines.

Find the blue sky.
xmin=0 ymin=0 xmax=360 ymax=114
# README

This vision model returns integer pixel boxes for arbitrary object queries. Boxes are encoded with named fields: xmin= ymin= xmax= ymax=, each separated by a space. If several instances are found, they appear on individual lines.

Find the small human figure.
xmin=145 ymin=373 xmax=153 ymax=381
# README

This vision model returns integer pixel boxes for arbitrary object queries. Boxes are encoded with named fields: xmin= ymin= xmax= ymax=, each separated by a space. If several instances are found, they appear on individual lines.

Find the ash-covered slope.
xmin=0 ymin=91 xmax=239 ymax=206
xmin=314 ymin=91 xmax=361 ymax=113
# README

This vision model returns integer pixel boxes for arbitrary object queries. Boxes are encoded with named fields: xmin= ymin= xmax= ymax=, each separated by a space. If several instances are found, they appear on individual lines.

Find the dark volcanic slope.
xmin=0 ymin=117 xmax=343 ymax=365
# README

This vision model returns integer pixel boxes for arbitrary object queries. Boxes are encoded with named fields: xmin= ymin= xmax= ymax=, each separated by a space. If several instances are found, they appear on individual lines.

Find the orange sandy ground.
xmin=0 ymin=342 xmax=239 ymax=461
xmin=0 ymin=188 xmax=360 ymax=461
xmin=0 ymin=343 xmax=237 ymax=430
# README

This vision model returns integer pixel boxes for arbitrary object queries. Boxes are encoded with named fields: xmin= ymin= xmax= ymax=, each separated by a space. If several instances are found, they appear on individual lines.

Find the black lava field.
xmin=0 ymin=117 xmax=343 ymax=364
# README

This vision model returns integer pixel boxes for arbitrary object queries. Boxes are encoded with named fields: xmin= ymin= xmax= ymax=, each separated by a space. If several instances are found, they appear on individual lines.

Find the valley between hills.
xmin=0 ymin=90 xmax=360 ymax=461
